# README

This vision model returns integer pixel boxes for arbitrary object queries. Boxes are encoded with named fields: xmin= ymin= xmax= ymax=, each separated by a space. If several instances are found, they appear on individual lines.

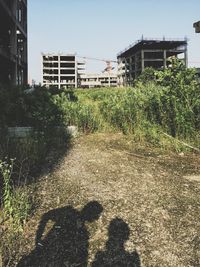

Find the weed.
xmin=0 ymin=159 xmax=14 ymax=218
xmin=0 ymin=159 xmax=32 ymax=231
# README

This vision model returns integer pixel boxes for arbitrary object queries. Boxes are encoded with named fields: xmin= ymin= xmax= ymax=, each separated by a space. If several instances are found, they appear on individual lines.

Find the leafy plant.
xmin=0 ymin=159 xmax=14 ymax=218
xmin=134 ymin=58 xmax=200 ymax=138
xmin=0 ymin=159 xmax=32 ymax=231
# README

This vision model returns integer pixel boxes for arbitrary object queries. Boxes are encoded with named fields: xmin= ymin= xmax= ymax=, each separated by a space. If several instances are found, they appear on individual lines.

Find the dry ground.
xmin=11 ymin=133 xmax=200 ymax=266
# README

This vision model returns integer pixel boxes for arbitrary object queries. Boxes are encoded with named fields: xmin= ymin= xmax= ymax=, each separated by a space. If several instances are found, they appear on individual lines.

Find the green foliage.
xmin=99 ymin=89 xmax=144 ymax=134
xmin=0 ymin=159 xmax=32 ymax=231
xmin=0 ymin=85 xmax=25 ymax=127
xmin=1 ymin=59 xmax=200 ymax=149
xmin=135 ymin=58 xmax=200 ymax=138
xmin=134 ymin=67 xmax=156 ymax=86
xmin=53 ymin=92 xmax=103 ymax=133
xmin=24 ymin=88 xmax=64 ymax=129
xmin=0 ymin=86 xmax=64 ymax=128
xmin=0 ymin=159 xmax=14 ymax=218
xmin=51 ymin=66 xmax=199 ymax=147
xmin=10 ymin=187 xmax=32 ymax=230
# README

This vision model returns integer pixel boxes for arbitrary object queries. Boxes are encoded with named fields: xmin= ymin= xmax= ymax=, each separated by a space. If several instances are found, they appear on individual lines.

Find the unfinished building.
xmin=42 ymin=53 xmax=85 ymax=89
xmin=80 ymin=73 xmax=117 ymax=88
xmin=0 ymin=0 xmax=28 ymax=85
xmin=117 ymin=38 xmax=188 ymax=86
xmin=193 ymin=21 xmax=200 ymax=33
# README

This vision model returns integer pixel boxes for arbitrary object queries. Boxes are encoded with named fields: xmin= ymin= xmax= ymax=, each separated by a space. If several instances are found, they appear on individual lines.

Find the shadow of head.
xmin=107 ymin=218 xmax=130 ymax=247
xmin=81 ymin=201 xmax=103 ymax=222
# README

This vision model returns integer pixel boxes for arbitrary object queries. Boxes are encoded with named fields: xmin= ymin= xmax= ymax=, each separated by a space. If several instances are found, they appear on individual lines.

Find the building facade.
xmin=80 ymin=73 xmax=118 ymax=88
xmin=0 ymin=0 xmax=28 ymax=85
xmin=117 ymin=38 xmax=188 ymax=86
xmin=42 ymin=53 xmax=85 ymax=89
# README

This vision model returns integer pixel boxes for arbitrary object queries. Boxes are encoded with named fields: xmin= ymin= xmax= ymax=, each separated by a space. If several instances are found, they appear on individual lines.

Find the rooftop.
xmin=117 ymin=37 xmax=188 ymax=58
xmin=42 ymin=52 xmax=77 ymax=57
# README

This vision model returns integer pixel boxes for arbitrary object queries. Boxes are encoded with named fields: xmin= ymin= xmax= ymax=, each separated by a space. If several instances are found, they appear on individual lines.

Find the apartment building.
xmin=42 ymin=53 xmax=85 ymax=89
xmin=117 ymin=38 xmax=188 ymax=86
xmin=0 ymin=0 xmax=28 ymax=85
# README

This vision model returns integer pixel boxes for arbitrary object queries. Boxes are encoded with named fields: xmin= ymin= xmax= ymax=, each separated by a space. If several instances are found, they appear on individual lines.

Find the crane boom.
xmin=77 ymin=55 xmax=117 ymax=63
xmin=77 ymin=55 xmax=117 ymax=73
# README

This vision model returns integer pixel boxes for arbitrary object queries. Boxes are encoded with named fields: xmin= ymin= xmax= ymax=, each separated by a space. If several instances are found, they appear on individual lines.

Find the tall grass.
xmin=53 ymin=92 xmax=104 ymax=133
xmin=0 ymin=159 xmax=32 ymax=231
xmin=55 ymin=82 xmax=200 ymax=150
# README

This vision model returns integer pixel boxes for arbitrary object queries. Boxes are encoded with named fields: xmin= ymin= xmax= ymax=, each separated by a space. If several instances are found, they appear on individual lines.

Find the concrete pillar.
xmin=9 ymin=0 xmax=17 ymax=84
xmin=163 ymin=50 xmax=167 ymax=69
xmin=134 ymin=54 xmax=137 ymax=80
xmin=124 ymin=58 xmax=128 ymax=86
xmin=75 ymin=58 xmax=77 ymax=88
xmin=135 ymin=52 xmax=140 ymax=79
xmin=129 ymin=56 xmax=132 ymax=83
xmin=141 ymin=50 xmax=144 ymax=72
xmin=184 ymin=45 xmax=188 ymax=67
xmin=108 ymin=73 xmax=111 ymax=87
xmin=58 ymin=55 xmax=61 ymax=89
xmin=117 ymin=58 xmax=124 ymax=87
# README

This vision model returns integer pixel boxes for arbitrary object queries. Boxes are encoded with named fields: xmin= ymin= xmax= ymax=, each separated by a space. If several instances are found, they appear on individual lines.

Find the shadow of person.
xmin=17 ymin=201 xmax=103 ymax=267
xmin=92 ymin=218 xmax=141 ymax=267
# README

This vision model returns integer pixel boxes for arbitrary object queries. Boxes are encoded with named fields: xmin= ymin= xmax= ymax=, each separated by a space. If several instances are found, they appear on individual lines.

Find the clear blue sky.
xmin=28 ymin=0 xmax=200 ymax=83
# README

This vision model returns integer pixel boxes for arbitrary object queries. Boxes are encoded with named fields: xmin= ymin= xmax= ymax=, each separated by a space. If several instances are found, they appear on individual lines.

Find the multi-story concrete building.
xmin=0 ymin=0 xmax=28 ymax=85
xmin=42 ymin=53 xmax=85 ymax=89
xmin=193 ymin=21 xmax=200 ymax=33
xmin=80 ymin=72 xmax=118 ymax=88
xmin=117 ymin=38 xmax=188 ymax=86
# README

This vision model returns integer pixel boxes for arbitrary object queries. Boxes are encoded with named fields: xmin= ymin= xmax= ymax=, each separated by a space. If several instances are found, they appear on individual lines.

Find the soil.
xmin=6 ymin=133 xmax=200 ymax=266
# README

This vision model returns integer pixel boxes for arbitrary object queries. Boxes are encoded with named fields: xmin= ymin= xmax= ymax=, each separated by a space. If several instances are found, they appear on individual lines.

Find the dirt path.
xmin=17 ymin=133 xmax=200 ymax=267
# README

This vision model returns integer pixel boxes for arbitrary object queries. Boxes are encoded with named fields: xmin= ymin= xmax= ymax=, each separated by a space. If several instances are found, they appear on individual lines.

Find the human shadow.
xmin=17 ymin=201 xmax=103 ymax=267
xmin=92 ymin=218 xmax=141 ymax=267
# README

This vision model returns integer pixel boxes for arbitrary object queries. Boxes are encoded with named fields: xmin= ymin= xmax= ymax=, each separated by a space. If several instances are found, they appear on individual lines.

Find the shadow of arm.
xmin=35 ymin=209 xmax=55 ymax=246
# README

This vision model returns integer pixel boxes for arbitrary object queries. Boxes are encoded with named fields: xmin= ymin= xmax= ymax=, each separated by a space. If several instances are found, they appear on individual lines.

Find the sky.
xmin=28 ymin=0 xmax=200 ymax=83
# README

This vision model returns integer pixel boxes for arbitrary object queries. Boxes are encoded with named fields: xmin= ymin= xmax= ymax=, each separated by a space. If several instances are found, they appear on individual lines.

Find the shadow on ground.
xmin=17 ymin=201 xmax=140 ymax=267
xmin=92 ymin=218 xmax=141 ymax=267
xmin=0 ymin=128 xmax=72 ymax=204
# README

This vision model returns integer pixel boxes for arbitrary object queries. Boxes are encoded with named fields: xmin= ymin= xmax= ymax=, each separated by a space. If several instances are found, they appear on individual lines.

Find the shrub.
xmin=136 ymin=58 xmax=200 ymax=138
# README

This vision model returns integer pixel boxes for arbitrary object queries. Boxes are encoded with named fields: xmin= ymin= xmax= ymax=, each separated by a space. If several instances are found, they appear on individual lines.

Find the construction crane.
xmin=77 ymin=55 xmax=117 ymax=73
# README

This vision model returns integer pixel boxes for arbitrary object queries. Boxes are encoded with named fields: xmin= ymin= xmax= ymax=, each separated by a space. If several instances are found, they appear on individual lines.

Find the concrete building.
xmin=0 ymin=0 xmax=28 ymax=85
xmin=80 ymin=72 xmax=118 ymax=88
xmin=193 ymin=21 xmax=200 ymax=33
xmin=117 ymin=38 xmax=188 ymax=86
xmin=42 ymin=53 xmax=85 ymax=89
xmin=196 ymin=68 xmax=200 ymax=79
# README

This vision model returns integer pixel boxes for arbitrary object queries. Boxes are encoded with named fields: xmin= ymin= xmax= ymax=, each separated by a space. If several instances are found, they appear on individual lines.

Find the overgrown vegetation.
xmin=0 ymin=58 xmax=199 ymax=184
xmin=1 ymin=58 xmax=199 ymax=162
xmin=0 ymin=159 xmax=32 ymax=231
xmin=0 ymin=86 xmax=64 ymax=128
xmin=56 ymin=59 xmax=199 ymax=149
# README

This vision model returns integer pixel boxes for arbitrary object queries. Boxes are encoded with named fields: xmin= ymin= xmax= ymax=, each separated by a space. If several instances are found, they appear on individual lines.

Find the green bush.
xmin=0 ymin=86 xmax=64 ymax=128
xmin=132 ymin=58 xmax=200 ymax=138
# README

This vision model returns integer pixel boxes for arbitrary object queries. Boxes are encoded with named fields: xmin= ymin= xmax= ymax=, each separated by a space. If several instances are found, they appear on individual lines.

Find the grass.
xmin=63 ymin=87 xmax=200 ymax=153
